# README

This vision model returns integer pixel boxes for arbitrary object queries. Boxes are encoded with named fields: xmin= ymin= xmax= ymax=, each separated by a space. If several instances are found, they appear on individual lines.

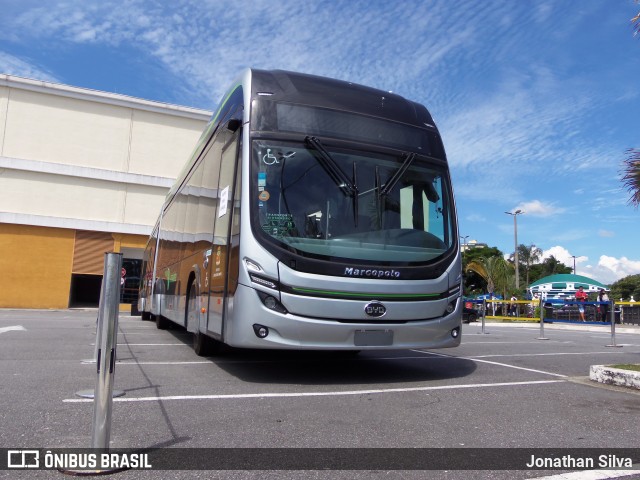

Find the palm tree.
xmin=622 ymin=148 xmax=640 ymax=208
xmin=516 ymin=244 xmax=542 ymax=287
xmin=540 ymin=255 xmax=572 ymax=277
xmin=467 ymin=256 xmax=512 ymax=299
xmin=626 ymin=8 xmax=640 ymax=207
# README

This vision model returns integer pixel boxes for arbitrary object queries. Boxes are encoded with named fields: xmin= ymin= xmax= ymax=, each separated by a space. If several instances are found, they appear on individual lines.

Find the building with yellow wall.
xmin=0 ymin=74 xmax=211 ymax=309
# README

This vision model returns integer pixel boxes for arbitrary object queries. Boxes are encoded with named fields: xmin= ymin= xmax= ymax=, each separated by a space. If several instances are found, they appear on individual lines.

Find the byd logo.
xmin=364 ymin=301 xmax=386 ymax=318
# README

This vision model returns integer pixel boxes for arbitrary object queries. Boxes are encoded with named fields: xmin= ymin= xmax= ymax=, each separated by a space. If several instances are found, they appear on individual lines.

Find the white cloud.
xmin=466 ymin=213 xmax=487 ymax=223
xmin=541 ymin=246 xmax=586 ymax=270
xmin=0 ymin=52 xmax=59 ymax=82
xmin=594 ymin=256 xmax=640 ymax=284
xmin=541 ymin=247 xmax=640 ymax=285
xmin=550 ymin=229 xmax=590 ymax=243
xmin=514 ymin=200 xmax=565 ymax=217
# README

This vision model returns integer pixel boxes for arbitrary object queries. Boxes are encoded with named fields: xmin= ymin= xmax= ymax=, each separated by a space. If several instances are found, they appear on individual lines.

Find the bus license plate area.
xmin=354 ymin=329 xmax=393 ymax=346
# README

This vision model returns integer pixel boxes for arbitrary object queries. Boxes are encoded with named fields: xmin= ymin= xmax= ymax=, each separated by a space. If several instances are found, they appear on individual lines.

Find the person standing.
xmin=598 ymin=289 xmax=609 ymax=322
xmin=509 ymin=295 xmax=518 ymax=316
xmin=575 ymin=286 xmax=588 ymax=321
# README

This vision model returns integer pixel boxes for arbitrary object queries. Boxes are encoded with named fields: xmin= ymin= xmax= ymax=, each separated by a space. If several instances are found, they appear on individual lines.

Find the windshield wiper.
xmin=379 ymin=152 xmax=416 ymax=197
xmin=304 ymin=136 xmax=360 ymax=227
xmin=304 ymin=136 xmax=357 ymax=197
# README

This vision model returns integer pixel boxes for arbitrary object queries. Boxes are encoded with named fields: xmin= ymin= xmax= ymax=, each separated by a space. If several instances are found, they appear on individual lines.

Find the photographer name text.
xmin=526 ymin=454 xmax=633 ymax=469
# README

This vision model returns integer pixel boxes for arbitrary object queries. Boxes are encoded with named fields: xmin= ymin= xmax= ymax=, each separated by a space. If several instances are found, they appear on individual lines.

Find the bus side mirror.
xmin=226 ymin=118 xmax=241 ymax=132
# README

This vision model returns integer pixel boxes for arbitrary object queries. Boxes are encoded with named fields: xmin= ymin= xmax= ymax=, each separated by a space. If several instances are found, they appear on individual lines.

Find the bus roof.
xmin=250 ymin=69 xmax=436 ymax=130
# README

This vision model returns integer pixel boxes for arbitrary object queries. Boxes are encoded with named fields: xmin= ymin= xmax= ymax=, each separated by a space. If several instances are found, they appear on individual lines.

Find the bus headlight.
xmin=264 ymin=296 xmax=277 ymax=309
xmin=256 ymin=291 xmax=288 ymax=314
xmin=253 ymin=324 xmax=269 ymax=338
xmin=445 ymin=300 xmax=456 ymax=314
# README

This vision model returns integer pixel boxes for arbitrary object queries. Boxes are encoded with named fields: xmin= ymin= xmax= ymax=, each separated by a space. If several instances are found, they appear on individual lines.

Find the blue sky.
xmin=1 ymin=0 xmax=639 ymax=285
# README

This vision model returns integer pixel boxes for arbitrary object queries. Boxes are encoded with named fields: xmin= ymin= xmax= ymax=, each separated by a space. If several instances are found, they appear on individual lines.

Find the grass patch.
xmin=609 ymin=364 xmax=640 ymax=372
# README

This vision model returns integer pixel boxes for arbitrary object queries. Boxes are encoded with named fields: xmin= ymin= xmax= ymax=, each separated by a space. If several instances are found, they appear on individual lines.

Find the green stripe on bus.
xmin=290 ymin=287 xmax=440 ymax=300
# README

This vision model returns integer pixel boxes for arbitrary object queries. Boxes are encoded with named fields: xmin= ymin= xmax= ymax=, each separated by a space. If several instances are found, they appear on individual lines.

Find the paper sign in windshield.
xmin=218 ymin=186 xmax=229 ymax=217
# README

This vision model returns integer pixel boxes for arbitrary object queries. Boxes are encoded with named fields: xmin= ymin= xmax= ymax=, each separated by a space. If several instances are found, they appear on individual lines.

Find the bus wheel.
xmin=186 ymin=284 xmax=207 ymax=356
xmin=193 ymin=332 xmax=211 ymax=357
xmin=155 ymin=314 xmax=170 ymax=330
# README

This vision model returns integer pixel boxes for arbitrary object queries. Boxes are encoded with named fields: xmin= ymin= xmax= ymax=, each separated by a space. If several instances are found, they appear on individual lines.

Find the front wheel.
xmin=193 ymin=330 xmax=227 ymax=356
xmin=193 ymin=331 xmax=211 ymax=356
xmin=155 ymin=314 xmax=170 ymax=330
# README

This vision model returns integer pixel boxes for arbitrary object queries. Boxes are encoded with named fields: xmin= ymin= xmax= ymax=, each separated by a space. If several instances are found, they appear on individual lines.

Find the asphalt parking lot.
xmin=1 ymin=309 xmax=640 ymax=480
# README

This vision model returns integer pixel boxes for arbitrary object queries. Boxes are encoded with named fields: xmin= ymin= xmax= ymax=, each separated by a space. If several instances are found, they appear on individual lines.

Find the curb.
xmin=589 ymin=365 xmax=640 ymax=390
xmin=466 ymin=321 xmax=640 ymax=335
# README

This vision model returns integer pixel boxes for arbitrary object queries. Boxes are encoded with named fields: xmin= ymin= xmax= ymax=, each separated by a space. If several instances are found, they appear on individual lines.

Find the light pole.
xmin=571 ymin=255 xmax=577 ymax=274
xmin=505 ymin=210 xmax=523 ymax=290
xmin=460 ymin=235 xmax=469 ymax=252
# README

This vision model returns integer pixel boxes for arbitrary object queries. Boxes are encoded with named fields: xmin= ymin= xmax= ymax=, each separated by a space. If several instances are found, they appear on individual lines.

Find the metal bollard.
xmin=537 ymin=298 xmax=549 ymax=340
xmin=62 ymin=253 xmax=126 ymax=475
xmin=86 ymin=252 xmax=123 ymax=450
xmin=606 ymin=300 xmax=622 ymax=348
xmin=76 ymin=255 xmax=126 ymax=398
xmin=480 ymin=299 xmax=488 ymax=334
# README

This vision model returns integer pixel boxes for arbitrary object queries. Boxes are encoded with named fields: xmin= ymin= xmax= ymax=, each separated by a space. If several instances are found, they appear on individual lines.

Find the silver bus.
xmin=138 ymin=69 xmax=462 ymax=355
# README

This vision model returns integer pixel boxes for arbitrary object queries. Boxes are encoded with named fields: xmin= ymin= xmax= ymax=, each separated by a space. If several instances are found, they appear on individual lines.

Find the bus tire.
xmin=193 ymin=332 xmax=211 ymax=357
xmin=155 ymin=314 xmax=170 ymax=330
xmin=186 ymin=281 xmax=208 ymax=356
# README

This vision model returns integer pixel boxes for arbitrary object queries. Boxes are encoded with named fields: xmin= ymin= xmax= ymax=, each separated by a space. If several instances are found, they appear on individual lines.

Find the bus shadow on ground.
xmin=212 ymin=349 xmax=476 ymax=386
xmin=157 ymin=324 xmax=477 ymax=385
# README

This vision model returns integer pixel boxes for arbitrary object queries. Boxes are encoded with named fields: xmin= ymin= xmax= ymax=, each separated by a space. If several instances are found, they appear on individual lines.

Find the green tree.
xmin=609 ymin=274 xmax=640 ymax=302
xmin=462 ymin=246 xmax=504 ymax=295
xmin=510 ymin=244 xmax=542 ymax=287
xmin=528 ymin=255 xmax=572 ymax=283
xmin=621 ymin=148 xmax=640 ymax=208
xmin=624 ymin=5 xmax=640 ymax=207
xmin=467 ymin=255 xmax=512 ymax=299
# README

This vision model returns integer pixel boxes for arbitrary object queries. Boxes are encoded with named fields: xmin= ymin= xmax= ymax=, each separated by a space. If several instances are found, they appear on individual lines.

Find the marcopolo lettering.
xmin=344 ymin=267 xmax=400 ymax=278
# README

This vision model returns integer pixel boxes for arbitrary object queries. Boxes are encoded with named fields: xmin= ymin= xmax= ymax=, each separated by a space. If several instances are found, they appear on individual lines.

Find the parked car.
xmin=463 ymin=300 xmax=479 ymax=323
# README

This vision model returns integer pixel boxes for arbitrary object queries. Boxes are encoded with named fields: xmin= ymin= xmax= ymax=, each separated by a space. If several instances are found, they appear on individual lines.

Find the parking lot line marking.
xmin=114 ymin=361 xmax=211 ymax=365
xmin=461 ymin=358 xmax=567 ymax=377
xmin=462 ymin=341 xmax=543 ymax=344
xmin=470 ymin=351 xmax=629 ymax=359
xmin=0 ymin=325 xmax=26 ymax=334
xmin=111 ymin=353 xmax=539 ymax=366
xmin=62 ymin=379 xmax=565 ymax=403
xmin=90 ymin=343 xmax=188 ymax=346
xmin=533 ymin=467 xmax=640 ymax=479
xmin=111 ymin=356 xmax=459 ymax=366
xmin=414 ymin=350 xmax=568 ymax=378
xmin=116 ymin=332 xmax=190 ymax=336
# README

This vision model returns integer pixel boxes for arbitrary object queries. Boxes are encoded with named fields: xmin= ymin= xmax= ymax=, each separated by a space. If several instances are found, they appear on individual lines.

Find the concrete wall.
xmin=0 ymin=74 xmax=211 ymax=308
xmin=0 ymin=224 xmax=75 ymax=309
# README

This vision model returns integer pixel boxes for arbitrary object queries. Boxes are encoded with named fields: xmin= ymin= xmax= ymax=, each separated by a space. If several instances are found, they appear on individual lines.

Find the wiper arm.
xmin=374 ymin=166 xmax=382 ymax=229
xmin=352 ymin=161 xmax=358 ymax=227
xmin=380 ymin=152 xmax=416 ymax=197
xmin=304 ymin=136 xmax=357 ymax=197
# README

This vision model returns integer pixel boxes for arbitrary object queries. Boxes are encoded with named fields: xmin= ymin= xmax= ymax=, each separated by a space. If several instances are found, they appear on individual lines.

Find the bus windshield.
xmin=252 ymin=138 xmax=454 ymax=264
